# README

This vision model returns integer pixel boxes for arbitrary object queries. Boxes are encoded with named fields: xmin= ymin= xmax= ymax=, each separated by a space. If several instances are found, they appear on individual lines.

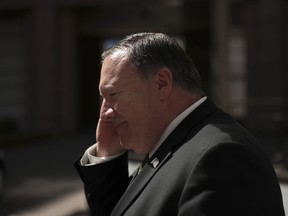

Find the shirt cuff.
xmin=80 ymin=143 xmax=126 ymax=166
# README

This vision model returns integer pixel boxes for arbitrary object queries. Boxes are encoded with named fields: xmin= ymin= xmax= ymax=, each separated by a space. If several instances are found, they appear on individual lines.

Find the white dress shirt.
xmin=81 ymin=96 xmax=207 ymax=166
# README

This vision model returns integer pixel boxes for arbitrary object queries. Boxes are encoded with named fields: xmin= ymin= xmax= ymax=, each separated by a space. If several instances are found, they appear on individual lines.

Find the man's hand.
xmin=96 ymin=101 xmax=126 ymax=157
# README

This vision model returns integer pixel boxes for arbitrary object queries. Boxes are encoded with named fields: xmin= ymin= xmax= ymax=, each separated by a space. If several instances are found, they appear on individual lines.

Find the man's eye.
xmin=109 ymin=93 xmax=118 ymax=99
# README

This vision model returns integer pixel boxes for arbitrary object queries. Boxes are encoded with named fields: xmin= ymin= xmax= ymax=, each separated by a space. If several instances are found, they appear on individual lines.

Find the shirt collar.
xmin=149 ymin=96 xmax=207 ymax=157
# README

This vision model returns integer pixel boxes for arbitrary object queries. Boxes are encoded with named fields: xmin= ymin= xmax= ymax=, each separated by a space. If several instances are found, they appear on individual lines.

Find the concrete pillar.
xmin=210 ymin=0 xmax=230 ymax=112
xmin=57 ymin=9 xmax=77 ymax=132
xmin=28 ymin=3 xmax=57 ymax=133
xmin=245 ymin=0 xmax=288 ymax=135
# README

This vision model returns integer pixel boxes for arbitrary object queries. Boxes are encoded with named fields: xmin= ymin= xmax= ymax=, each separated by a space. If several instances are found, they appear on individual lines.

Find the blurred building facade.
xmin=0 ymin=0 xmax=287 ymax=139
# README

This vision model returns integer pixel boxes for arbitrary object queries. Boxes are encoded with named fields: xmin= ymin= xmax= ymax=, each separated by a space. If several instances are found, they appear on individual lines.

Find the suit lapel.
xmin=111 ymin=151 xmax=172 ymax=216
xmin=111 ymin=99 xmax=217 ymax=216
xmin=150 ymin=99 xmax=217 ymax=163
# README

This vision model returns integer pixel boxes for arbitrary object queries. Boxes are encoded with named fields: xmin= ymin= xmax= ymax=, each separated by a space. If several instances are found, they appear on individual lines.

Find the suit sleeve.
xmin=178 ymin=142 xmax=284 ymax=216
xmin=74 ymin=152 xmax=130 ymax=216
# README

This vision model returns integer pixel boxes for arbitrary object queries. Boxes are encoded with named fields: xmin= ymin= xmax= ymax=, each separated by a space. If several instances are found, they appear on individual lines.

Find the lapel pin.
xmin=150 ymin=157 xmax=159 ymax=168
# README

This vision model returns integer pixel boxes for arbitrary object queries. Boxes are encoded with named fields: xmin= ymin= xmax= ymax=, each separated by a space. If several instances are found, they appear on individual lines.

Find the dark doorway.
xmin=77 ymin=36 xmax=101 ymax=130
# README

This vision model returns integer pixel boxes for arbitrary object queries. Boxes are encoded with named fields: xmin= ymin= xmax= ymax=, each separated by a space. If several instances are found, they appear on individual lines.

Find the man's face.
xmin=99 ymin=54 xmax=161 ymax=154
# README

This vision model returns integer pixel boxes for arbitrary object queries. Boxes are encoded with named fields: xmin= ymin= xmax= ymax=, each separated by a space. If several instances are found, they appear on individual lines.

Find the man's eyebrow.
xmin=99 ymin=84 xmax=117 ymax=97
xmin=99 ymin=84 xmax=109 ymax=94
xmin=101 ymin=83 xmax=114 ymax=90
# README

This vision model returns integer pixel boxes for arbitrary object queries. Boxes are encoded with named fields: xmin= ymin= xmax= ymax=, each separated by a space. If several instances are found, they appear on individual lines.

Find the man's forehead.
xmin=99 ymin=56 xmax=129 ymax=91
xmin=99 ymin=72 xmax=119 ymax=91
xmin=102 ymin=51 xmax=130 ymax=73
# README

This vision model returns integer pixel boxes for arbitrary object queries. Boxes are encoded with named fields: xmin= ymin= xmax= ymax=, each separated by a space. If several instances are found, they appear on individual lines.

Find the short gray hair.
xmin=102 ymin=32 xmax=204 ymax=95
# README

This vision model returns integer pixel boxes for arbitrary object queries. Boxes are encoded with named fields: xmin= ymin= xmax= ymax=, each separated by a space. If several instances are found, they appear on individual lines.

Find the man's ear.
xmin=154 ymin=67 xmax=173 ymax=101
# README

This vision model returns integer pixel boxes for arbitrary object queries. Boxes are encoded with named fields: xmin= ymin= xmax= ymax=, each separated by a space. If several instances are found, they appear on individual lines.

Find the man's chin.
xmin=119 ymin=138 xmax=133 ymax=151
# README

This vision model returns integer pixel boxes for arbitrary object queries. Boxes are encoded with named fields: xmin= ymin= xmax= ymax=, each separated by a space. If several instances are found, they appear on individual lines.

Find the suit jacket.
xmin=75 ymin=99 xmax=285 ymax=216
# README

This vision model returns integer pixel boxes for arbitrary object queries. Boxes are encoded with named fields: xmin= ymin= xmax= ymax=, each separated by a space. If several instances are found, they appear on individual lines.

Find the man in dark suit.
xmin=75 ymin=33 xmax=285 ymax=216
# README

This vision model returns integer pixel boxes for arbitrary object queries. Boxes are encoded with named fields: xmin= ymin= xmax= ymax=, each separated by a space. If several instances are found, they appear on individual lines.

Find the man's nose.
xmin=100 ymin=99 xmax=117 ymax=121
xmin=104 ymin=108 xmax=116 ymax=119
xmin=100 ymin=104 xmax=117 ymax=122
